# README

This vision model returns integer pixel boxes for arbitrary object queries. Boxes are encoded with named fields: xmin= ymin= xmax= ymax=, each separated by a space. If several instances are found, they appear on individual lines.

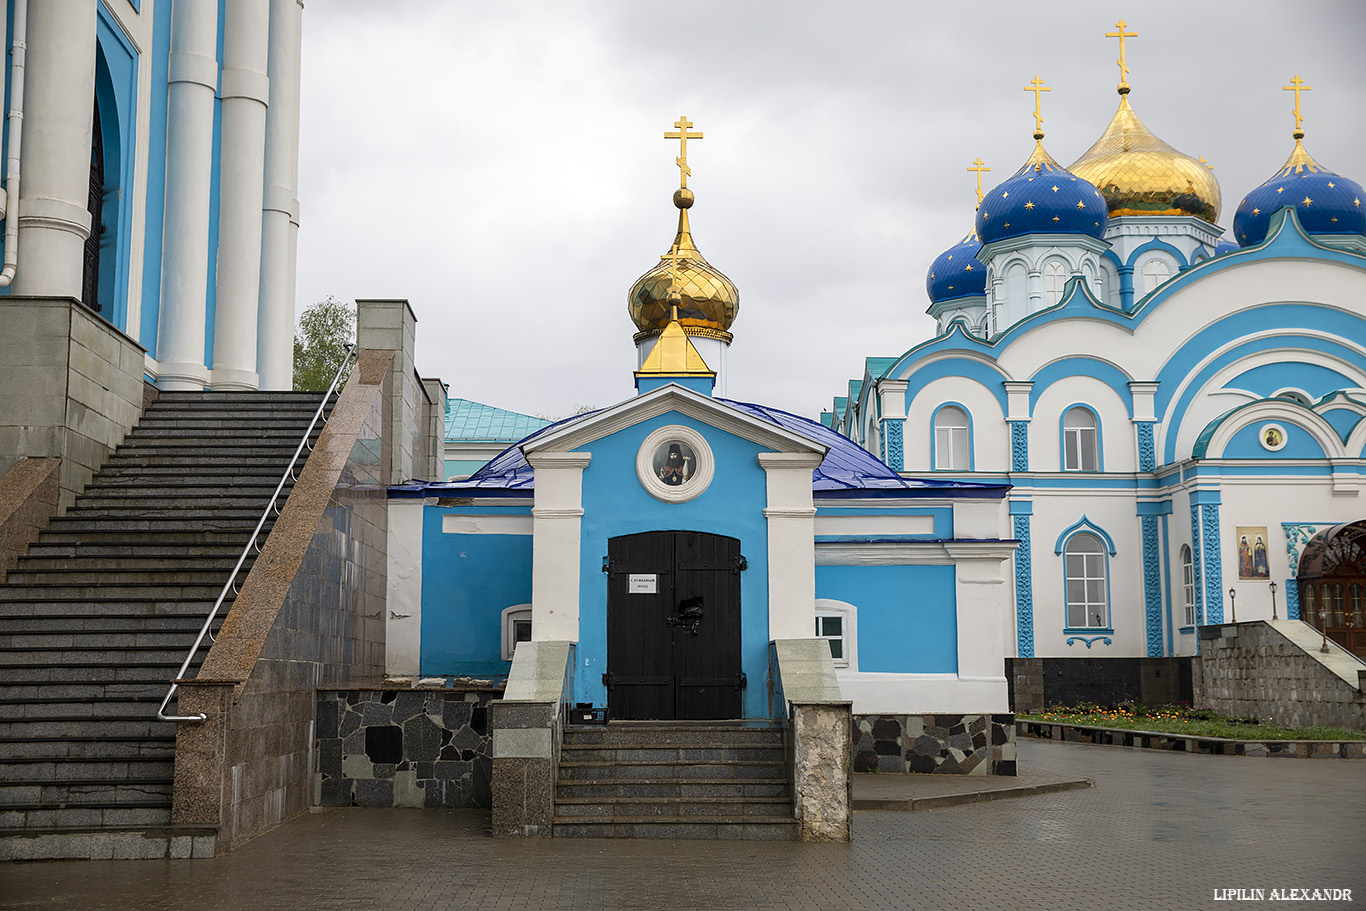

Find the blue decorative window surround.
xmin=930 ymin=403 xmax=971 ymax=471
xmin=1056 ymin=518 xmax=1116 ymax=636
xmin=1061 ymin=404 xmax=1102 ymax=472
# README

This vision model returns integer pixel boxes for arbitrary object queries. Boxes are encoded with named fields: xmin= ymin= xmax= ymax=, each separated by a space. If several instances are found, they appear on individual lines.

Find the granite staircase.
xmin=553 ymin=721 xmax=797 ymax=840
xmin=0 ymin=390 xmax=335 ymax=860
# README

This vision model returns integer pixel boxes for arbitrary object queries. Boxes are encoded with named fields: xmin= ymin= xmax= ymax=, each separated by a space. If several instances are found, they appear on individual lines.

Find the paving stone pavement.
xmin=2 ymin=739 xmax=1363 ymax=911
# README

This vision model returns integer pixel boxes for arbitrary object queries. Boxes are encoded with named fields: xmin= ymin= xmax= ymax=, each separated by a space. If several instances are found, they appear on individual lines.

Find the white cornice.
xmin=522 ymin=384 xmax=827 ymax=457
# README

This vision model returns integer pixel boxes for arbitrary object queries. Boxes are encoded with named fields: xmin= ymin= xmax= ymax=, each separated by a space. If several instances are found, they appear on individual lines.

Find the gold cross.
xmin=1106 ymin=19 xmax=1138 ymax=88
xmin=659 ymin=245 xmax=687 ymax=314
xmin=967 ymin=158 xmax=991 ymax=207
xmin=1023 ymin=77 xmax=1051 ymax=135
xmin=1283 ymin=75 xmax=1311 ymax=135
xmin=664 ymin=115 xmax=703 ymax=188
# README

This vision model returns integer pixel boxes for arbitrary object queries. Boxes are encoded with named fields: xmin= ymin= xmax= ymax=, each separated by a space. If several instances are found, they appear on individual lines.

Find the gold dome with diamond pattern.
xmin=628 ymin=188 xmax=739 ymax=343
xmin=1067 ymin=19 xmax=1221 ymax=224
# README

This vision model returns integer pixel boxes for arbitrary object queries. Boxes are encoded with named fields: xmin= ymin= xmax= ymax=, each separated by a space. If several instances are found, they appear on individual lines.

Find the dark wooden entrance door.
xmin=605 ymin=531 xmax=744 ymax=720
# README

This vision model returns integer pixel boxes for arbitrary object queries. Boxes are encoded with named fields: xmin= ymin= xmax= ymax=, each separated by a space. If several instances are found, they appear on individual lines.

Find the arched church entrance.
xmin=1297 ymin=520 xmax=1366 ymax=658
xmin=604 ymin=530 xmax=744 ymax=720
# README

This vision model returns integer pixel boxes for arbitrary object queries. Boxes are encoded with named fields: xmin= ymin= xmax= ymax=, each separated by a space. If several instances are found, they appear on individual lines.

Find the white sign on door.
xmin=628 ymin=574 xmax=657 ymax=594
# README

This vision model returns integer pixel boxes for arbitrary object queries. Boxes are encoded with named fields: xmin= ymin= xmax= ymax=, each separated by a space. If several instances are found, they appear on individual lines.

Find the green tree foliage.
xmin=292 ymin=296 xmax=355 ymax=391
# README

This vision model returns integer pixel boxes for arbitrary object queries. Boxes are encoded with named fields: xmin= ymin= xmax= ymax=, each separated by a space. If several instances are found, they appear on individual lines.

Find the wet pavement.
xmin=2 ymin=739 xmax=1362 ymax=911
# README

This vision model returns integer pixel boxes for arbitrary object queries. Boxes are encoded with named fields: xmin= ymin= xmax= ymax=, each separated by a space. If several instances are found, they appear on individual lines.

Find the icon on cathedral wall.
xmin=1236 ymin=526 xmax=1271 ymax=580
xmin=653 ymin=440 xmax=696 ymax=486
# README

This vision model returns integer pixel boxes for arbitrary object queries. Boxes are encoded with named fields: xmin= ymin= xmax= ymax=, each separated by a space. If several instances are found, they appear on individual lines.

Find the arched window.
xmin=1142 ymin=259 xmax=1171 ymax=295
xmin=1043 ymin=261 xmax=1067 ymax=306
xmin=1064 ymin=532 xmax=1109 ymax=629
xmin=1180 ymin=544 xmax=1195 ymax=627
xmin=1063 ymin=407 xmax=1099 ymax=471
xmin=933 ymin=406 xmax=970 ymax=470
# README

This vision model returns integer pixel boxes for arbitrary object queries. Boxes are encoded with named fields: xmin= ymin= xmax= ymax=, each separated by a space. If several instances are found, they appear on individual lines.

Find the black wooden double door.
xmin=605 ymin=531 xmax=744 ymax=720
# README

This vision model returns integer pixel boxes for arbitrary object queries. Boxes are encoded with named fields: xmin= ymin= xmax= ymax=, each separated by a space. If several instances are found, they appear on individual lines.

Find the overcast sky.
xmin=294 ymin=1 xmax=1366 ymax=421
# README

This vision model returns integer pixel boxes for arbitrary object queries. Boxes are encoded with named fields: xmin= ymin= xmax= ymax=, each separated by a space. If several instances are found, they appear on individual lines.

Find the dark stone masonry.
xmin=852 ymin=713 xmax=1016 ymax=776
xmin=315 ymin=688 xmax=498 ymax=809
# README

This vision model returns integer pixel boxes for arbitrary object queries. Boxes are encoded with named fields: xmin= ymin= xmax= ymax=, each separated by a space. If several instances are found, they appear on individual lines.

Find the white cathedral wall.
xmin=1028 ymin=490 xmax=1147 ymax=657
xmin=1028 ymin=376 xmax=1136 ymax=473
xmin=903 ymin=376 xmax=1007 ymax=472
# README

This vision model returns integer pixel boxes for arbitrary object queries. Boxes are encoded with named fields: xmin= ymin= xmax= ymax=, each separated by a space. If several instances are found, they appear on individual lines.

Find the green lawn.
xmin=1017 ymin=704 xmax=1366 ymax=742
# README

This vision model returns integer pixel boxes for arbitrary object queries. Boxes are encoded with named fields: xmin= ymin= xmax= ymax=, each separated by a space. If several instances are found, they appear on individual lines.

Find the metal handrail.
xmin=156 ymin=345 xmax=356 ymax=723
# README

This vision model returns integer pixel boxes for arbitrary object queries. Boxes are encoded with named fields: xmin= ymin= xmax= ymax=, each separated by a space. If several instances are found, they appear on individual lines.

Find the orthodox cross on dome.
xmin=1023 ymin=76 xmax=1051 ymax=139
xmin=664 ymin=115 xmax=703 ymax=188
xmin=659 ymin=245 xmax=686 ymax=301
xmin=1105 ymin=19 xmax=1137 ymax=94
xmin=1283 ymin=75 xmax=1311 ymax=138
xmin=968 ymin=158 xmax=991 ymax=207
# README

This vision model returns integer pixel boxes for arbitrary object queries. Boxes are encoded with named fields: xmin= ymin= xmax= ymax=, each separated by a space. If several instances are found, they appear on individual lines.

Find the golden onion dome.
xmin=1069 ymin=94 xmax=1222 ymax=224
xmin=628 ymin=188 xmax=739 ymax=343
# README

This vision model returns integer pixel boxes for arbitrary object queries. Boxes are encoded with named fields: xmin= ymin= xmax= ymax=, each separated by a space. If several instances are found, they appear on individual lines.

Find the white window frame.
xmin=933 ymin=405 xmax=970 ymax=471
xmin=1063 ymin=407 xmax=1099 ymax=472
xmin=501 ymin=604 xmax=532 ymax=661
xmin=814 ymin=599 xmax=857 ymax=670
xmin=1180 ymin=544 xmax=1195 ymax=627
xmin=1141 ymin=259 xmax=1171 ymax=295
xmin=1063 ymin=533 xmax=1110 ymax=630
xmin=1043 ymin=260 xmax=1068 ymax=306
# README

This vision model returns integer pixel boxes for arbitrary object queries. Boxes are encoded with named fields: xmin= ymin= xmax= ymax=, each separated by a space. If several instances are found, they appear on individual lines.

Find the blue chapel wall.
xmin=1223 ymin=362 xmax=1356 ymax=401
xmin=419 ymin=511 xmax=533 ymax=676
xmin=815 ymin=564 xmax=957 ymax=673
xmin=574 ymin=412 xmax=772 ymax=718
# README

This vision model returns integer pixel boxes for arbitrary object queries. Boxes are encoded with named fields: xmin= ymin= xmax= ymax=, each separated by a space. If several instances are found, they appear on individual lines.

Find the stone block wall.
xmin=0 ymin=297 xmax=146 ymax=509
xmin=0 ymin=458 xmax=60 ymax=582
xmin=1006 ymin=657 xmax=1193 ymax=712
xmin=852 ymin=713 xmax=1016 ymax=776
xmin=174 ymin=350 xmax=394 ymax=852
xmin=1194 ymin=622 xmax=1366 ymax=731
xmin=314 ymin=689 xmax=496 ymax=809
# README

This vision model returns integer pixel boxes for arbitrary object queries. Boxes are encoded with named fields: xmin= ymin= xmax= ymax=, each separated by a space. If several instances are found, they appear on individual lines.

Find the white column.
xmin=527 ymin=452 xmax=590 ymax=643
xmin=944 ymin=542 xmax=1013 ymax=691
xmin=12 ymin=0 xmax=98 ymax=299
xmin=256 ymin=0 xmax=302 ymax=390
xmin=156 ymin=0 xmax=219 ymax=390
xmin=210 ymin=0 xmax=270 ymax=390
xmin=759 ymin=452 xmax=824 ymax=640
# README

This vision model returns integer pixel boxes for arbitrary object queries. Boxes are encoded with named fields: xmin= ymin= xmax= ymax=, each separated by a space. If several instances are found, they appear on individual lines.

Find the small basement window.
xmin=501 ymin=605 xmax=532 ymax=661
xmin=815 ymin=614 xmax=847 ymax=667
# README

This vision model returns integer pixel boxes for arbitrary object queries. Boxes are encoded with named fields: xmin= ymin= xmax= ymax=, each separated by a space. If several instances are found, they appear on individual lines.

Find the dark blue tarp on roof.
xmin=391 ymin=395 xmax=1008 ymax=499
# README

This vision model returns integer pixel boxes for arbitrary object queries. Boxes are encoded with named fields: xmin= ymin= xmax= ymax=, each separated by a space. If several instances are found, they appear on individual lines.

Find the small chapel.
xmin=388 ymin=120 xmax=1021 ymax=812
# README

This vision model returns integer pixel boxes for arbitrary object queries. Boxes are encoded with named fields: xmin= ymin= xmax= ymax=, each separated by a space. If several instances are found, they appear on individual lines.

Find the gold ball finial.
xmin=674 ymin=187 xmax=694 ymax=209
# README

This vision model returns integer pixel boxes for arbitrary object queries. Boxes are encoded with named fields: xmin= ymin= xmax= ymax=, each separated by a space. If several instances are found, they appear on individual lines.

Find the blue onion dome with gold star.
xmin=1233 ymin=139 xmax=1365 ymax=248
xmin=926 ymin=229 xmax=987 ymax=303
xmin=975 ymin=140 xmax=1109 ymax=245
xmin=628 ymin=187 xmax=740 ymax=343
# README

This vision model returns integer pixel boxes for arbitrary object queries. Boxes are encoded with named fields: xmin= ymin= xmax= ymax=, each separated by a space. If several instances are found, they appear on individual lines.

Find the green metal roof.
xmin=445 ymin=398 xmax=550 ymax=443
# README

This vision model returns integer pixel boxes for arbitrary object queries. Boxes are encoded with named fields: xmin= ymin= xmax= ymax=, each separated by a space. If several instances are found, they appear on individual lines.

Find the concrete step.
xmin=551 ymin=817 xmax=798 ymax=840
xmin=22 ymin=542 xmax=248 ymax=561
xmin=70 ymin=492 xmax=286 ymax=509
xmin=60 ymin=506 xmax=273 ymax=522
xmin=15 ymin=553 xmax=251 ymax=572
xmin=33 ymin=528 xmax=265 ymax=546
xmin=132 ymin=414 xmax=323 ymax=428
xmin=0 ymin=802 xmax=173 ymax=830
xmin=553 ymin=796 xmax=793 ymax=818
xmin=0 ymin=644 xmax=208 ymax=667
xmin=91 ymin=465 xmax=292 ymax=480
xmin=0 ymin=779 xmax=174 ymax=808
xmin=0 ymin=613 xmax=218 ymax=634
xmin=0 ymin=582 xmax=229 ymax=601
xmin=562 ymin=722 xmax=785 ymax=746
xmin=152 ymin=390 xmax=333 ymax=403
xmin=555 ymin=778 xmax=790 ymax=800
xmin=0 ymin=662 xmax=184 ymax=685
xmin=0 ymin=755 xmax=173 ymax=781
xmin=0 ymin=825 xmax=218 ymax=861
xmin=0 ymin=697 xmax=164 ymax=722
xmin=0 ymin=680 xmax=171 ymax=702
xmin=0 ymin=737 xmax=175 ymax=760
xmin=0 ymin=717 xmax=175 ymax=739
xmin=0 ymin=628 xmax=212 ymax=650
xmin=558 ymin=743 xmax=786 ymax=764
xmin=4 ymin=567 xmax=244 ymax=587
xmin=0 ymin=599 xmax=224 ymax=619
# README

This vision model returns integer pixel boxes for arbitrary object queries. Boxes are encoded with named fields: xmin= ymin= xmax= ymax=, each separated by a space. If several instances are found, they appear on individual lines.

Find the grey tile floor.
xmin=2 ymin=739 xmax=1363 ymax=911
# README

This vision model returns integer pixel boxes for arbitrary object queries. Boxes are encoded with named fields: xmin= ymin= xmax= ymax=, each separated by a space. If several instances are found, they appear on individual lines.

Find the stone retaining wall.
xmin=315 ymin=689 xmax=497 ymax=808
xmin=852 ymin=714 xmax=1015 ymax=775
xmin=1194 ymin=621 xmax=1366 ymax=731
xmin=1017 ymin=720 xmax=1366 ymax=758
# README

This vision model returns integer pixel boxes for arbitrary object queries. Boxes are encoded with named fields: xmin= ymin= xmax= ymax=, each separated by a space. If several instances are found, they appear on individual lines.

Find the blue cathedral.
xmin=824 ymin=30 xmax=1366 ymax=663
